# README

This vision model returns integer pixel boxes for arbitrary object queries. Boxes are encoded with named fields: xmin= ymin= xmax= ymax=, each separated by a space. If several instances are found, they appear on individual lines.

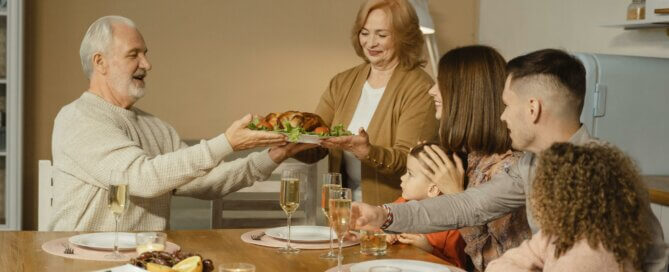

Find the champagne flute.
xmin=278 ymin=169 xmax=301 ymax=254
xmin=106 ymin=170 xmax=129 ymax=259
xmin=329 ymin=187 xmax=352 ymax=272
xmin=320 ymin=173 xmax=342 ymax=259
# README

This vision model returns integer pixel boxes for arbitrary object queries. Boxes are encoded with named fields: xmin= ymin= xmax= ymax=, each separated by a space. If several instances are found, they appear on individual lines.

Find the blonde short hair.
xmin=351 ymin=0 xmax=426 ymax=69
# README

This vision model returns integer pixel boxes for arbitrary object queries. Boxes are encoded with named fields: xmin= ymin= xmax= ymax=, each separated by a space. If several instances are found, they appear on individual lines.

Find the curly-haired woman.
xmin=486 ymin=142 xmax=651 ymax=272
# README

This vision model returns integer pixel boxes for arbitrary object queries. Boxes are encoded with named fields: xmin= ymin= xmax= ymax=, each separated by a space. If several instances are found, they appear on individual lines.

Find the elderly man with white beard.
xmin=48 ymin=15 xmax=309 ymax=231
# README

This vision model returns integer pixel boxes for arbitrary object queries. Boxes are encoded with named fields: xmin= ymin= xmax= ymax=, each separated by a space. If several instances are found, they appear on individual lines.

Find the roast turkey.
xmin=264 ymin=111 xmax=326 ymax=132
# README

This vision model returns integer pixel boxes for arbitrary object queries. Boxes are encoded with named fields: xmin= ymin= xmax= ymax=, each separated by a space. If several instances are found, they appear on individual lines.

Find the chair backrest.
xmin=211 ymin=159 xmax=318 ymax=229
xmin=38 ymin=160 xmax=53 ymax=231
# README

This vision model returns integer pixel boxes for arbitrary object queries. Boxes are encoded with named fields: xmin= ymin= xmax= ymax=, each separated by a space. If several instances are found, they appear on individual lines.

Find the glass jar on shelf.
xmin=627 ymin=0 xmax=646 ymax=21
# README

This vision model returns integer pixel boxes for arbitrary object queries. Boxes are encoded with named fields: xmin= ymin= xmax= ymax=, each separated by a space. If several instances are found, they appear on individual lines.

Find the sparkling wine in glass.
xmin=278 ymin=169 xmax=301 ymax=254
xmin=329 ymin=187 xmax=352 ymax=272
xmin=106 ymin=170 xmax=129 ymax=259
xmin=320 ymin=173 xmax=342 ymax=259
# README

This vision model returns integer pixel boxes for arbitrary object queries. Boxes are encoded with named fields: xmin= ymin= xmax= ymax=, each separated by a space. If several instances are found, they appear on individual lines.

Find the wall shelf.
xmin=603 ymin=1 xmax=669 ymax=30
xmin=602 ymin=20 xmax=669 ymax=29
xmin=646 ymin=176 xmax=669 ymax=206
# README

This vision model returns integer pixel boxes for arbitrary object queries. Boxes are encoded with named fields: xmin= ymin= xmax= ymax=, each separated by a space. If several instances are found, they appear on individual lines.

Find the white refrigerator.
xmin=576 ymin=53 xmax=669 ymax=176
xmin=575 ymin=52 xmax=669 ymax=241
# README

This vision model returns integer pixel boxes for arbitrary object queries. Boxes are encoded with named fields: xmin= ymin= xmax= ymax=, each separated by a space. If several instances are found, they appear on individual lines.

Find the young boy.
xmin=387 ymin=143 xmax=469 ymax=269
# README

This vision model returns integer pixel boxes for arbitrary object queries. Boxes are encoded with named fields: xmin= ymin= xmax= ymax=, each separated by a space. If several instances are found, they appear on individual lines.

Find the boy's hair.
xmin=408 ymin=142 xmax=469 ymax=188
xmin=532 ymin=142 xmax=650 ymax=270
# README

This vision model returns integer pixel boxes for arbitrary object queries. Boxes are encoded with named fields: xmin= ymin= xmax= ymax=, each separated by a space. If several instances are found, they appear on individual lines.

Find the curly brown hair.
xmin=531 ymin=142 xmax=651 ymax=271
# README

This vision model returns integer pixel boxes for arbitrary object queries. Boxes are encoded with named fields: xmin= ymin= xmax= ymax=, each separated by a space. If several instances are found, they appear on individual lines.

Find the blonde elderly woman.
xmin=296 ymin=0 xmax=438 ymax=205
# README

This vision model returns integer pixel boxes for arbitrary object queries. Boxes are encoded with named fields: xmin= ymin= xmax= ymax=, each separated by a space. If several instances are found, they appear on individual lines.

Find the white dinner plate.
xmin=69 ymin=232 xmax=137 ymax=250
xmin=350 ymin=259 xmax=452 ymax=272
xmin=93 ymin=264 xmax=147 ymax=272
xmin=264 ymin=226 xmax=337 ymax=242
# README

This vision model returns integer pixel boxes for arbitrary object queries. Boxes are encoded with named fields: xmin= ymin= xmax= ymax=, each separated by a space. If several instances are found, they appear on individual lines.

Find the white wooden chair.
xmin=211 ymin=159 xmax=319 ymax=228
xmin=37 ymin=160 xmax=54 ymax=231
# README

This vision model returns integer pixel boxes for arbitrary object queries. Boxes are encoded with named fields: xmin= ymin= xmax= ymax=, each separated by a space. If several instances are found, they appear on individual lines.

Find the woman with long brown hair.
xmin=415 ymin=45 xmax=532 ymax=271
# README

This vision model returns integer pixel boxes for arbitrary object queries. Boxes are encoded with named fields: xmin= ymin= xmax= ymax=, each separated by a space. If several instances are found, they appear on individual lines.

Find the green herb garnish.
xmin=247 ymin=116 xmax=261 ymax=130
xmin=330 ymin=124 xmax=353 ymax=137
xmin=281 ymin=121 xmax=306 ymax=141
xmin=248 ymin=118 xmax=352 ymax=140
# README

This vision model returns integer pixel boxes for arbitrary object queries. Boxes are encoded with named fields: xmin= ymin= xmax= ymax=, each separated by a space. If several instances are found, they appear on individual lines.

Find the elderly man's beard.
xmin=109 ymin=69 xmax=146 ymax=101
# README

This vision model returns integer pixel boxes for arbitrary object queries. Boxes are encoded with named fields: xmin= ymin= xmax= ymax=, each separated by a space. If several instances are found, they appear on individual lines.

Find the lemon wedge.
xmin=146 ymin=263 xmax=177 ymax=272
xmin=171 ymin=256 xmax=203 ymax=272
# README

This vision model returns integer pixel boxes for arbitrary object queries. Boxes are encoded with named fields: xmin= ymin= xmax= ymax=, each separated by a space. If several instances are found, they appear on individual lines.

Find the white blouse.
xmin=343 ymin=81 xmax=385 ymax=201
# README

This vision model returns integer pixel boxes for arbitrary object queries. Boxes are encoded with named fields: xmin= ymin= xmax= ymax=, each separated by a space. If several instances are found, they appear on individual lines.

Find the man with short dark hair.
xmin=351 ymin=49 xmax=669 ymax=271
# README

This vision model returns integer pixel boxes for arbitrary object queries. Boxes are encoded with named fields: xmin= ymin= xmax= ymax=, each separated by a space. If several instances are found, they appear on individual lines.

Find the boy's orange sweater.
xmin=394 ymin=197 xmax=468 ymax=269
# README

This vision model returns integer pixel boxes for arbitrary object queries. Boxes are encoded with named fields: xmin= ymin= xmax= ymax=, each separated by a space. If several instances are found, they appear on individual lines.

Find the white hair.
xmin=79 ymin=16 xmax=136 ymax=79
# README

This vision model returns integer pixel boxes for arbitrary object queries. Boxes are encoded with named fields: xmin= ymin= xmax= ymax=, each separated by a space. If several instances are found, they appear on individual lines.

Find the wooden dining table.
xmin=0 ymin=229 xmax=454 ymax=271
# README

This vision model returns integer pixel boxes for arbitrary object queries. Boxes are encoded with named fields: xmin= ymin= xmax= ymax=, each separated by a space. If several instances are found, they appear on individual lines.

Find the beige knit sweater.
xmin=48 ymin=92 xmax=278 ymax=231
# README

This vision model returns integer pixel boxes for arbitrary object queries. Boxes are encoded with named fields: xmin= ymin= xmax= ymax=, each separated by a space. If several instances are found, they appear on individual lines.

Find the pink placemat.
xmin=41 ymin=237 xmax=180 ymax=262
xmin=241 ymin=229 xmax=358 ymax=250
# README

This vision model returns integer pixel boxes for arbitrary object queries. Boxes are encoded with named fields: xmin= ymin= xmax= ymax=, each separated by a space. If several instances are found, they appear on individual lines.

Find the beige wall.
xmin=430 ymin=0 xmax=479 ymax=56
xmin=23 ymin=0 xmax=478 ymax=229
xmin=478 ymin=0 xmax=669 ymax=60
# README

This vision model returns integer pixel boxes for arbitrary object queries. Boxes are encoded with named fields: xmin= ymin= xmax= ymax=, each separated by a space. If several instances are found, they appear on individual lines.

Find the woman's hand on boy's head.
xmin=417 ymin=145 xmax=465 ymax=195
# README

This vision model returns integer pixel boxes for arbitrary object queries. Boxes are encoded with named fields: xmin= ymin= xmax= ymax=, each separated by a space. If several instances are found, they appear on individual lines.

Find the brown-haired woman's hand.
xmin=320 ymin=128 xmax=371 ymax=159
xmin=417 ymin=144 xmax=465 ymax=195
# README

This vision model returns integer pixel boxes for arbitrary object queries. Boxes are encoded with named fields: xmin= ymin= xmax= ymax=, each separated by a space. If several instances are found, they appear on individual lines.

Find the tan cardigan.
xmin=296 ymin=63 xmax=438 ymax=205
